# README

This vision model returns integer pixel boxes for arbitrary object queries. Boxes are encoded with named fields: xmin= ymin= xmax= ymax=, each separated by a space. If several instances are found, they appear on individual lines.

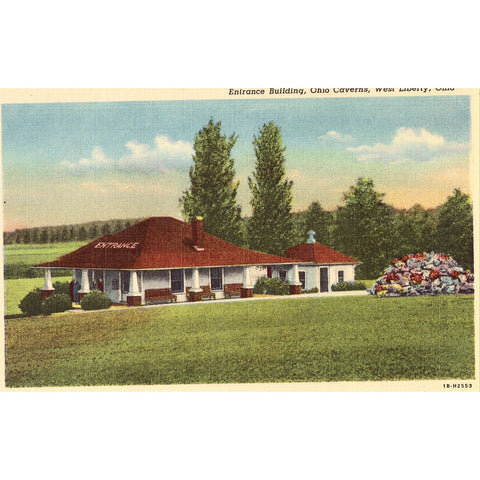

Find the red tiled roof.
xmin=285 ymin=242 xmax=360 ymax=265
xmin=36 ymin=217 xmax=298 ymax=270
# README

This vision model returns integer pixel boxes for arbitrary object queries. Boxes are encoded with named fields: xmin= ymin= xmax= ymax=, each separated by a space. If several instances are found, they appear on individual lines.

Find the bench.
xmin=145 ymin=288 xmax=177 ymax=304
xmin=224 ymin=283 xmax=243 ymax=299
xmin=200 ymin=285 xmax=216 ymax=300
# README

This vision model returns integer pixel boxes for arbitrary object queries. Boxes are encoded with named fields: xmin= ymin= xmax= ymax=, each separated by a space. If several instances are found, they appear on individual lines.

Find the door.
xmin=320 ymin=268 xmax=329 ymax=292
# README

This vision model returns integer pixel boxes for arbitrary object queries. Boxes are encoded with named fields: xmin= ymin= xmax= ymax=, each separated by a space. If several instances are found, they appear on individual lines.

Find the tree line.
xmin=4 ymin=218 xmax=143 ymax=246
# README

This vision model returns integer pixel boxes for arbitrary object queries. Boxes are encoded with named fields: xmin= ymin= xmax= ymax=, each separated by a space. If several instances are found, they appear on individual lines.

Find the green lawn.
xmin=4 ymin=276 xmax=72 ymax=316
xmin=5 ymin=295 xmax=474 ymax=388
xmin=5 ymin=241 xmax=86 ymax=266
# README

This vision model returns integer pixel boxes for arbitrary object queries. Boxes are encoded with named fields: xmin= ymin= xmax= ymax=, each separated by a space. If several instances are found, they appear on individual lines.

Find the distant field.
xmin=4 ymin=276 xmax=72 ymax=316
xmin=4 ymin=241 xmax=86 ymax=266
xmin=5 ymin=294 xmax=474 ymax=388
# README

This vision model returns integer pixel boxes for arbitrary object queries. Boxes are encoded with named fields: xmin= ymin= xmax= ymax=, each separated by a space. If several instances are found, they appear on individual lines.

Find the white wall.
xmin=328 ymin=265 xmax=356 ymax=289
xmin=224 ymin=266 xmax=243 ymax=284
xmin=300 ymin=265 xmax=318 ymax=291
xmin=143 ymin=270 xmax=170 ymax=290
xmin=105 ymin=270 xmax=121 ymax=303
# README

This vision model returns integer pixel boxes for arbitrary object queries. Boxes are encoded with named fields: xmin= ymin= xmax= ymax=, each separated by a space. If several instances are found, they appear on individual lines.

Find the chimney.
xmin=192 ymin=216 xmax=204 ymax=250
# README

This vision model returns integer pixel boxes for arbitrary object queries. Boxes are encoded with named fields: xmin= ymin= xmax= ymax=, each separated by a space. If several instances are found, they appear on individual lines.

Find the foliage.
xmin=5 ymin=276 xmax=71 ymax=316
xmin=53 ymin=281 xmax=71 ymax=296
xmin=331 ymin=281 xmax=367 ymax=291
xmin=435 ymin=189 xmax=473 ymax=271
xmin=303 ymin=287 xmax=319 ymax=294
xmin=253 ymin=276 xmax=290 ymax=295
xmin=5 ymin=295 xmax=474 ymax=387
xmin=4 ymin=218 xmax=143 ymax=245
xmin=302 ymin=201 xmax=334 ymax=245
xmin=180 ymin=118 xmax=244 ymax=245
xmin=393 ymin=204 xmax=437 ymax=256
xmin=334 ymin=177 xmax=396 ymax=278
xmin=80 ymin=290 xmax=112 ymax=311
xmin=42 ymin=294 xmax=72 ymax=315
xmin=18 ymin=289 xmax=43 ymax=316
xmin=247 ymin=122 xmax=296 ymax=255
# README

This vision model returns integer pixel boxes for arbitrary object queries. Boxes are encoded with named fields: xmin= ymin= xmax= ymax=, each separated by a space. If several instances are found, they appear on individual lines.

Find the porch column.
xmin=78 ymin=269 xmax=90 ymax=301
xmin=289 ymin=264 xmax=301 ymax=295
xmin=127 ymin=271 xmax=142 ymax=306
xmin=41 ymin=268 xmax=55 ymax=300
xmin=188 ymin=267 xmax=202 ymax=301
xmin=241 ymin=266 xmax=253 ymax=298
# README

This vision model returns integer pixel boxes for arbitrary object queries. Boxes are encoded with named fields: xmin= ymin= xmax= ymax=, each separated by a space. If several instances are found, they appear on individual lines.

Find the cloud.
xmin=318 ymin=130 xmax=354 ymax=144
xmin=119 ymin=135 xmax=193 ymax=171
xmin=61 ymin=135 xmax=193 ymax=173
xmin=347 ymin=127 xmax=469 ymax=162
xmin=61 ymin=146 xmax=113 ymax=170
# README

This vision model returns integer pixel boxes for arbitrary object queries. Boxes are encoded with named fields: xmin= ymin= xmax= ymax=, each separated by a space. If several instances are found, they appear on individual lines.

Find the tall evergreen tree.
xmin=303 ymin=201 xmax=333 ymax=245
xmin=334 ymin=177 xmax=395 ymax=278
xmin=180 ymin=118 xmax=244 ymax=245
xmin=247 ymin=122 xmax=295 ymax=255
xmin=435 ymin=188 xmax=473 ymax=271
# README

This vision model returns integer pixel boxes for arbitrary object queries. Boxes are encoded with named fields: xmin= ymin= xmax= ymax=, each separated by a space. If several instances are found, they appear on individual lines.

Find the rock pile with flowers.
xmin=369 ymin=252 xmax=474 ymax=297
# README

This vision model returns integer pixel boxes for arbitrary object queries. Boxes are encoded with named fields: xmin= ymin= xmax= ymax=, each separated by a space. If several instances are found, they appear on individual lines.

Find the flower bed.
xmin=369 ymin=252 xmax=474 ymax=297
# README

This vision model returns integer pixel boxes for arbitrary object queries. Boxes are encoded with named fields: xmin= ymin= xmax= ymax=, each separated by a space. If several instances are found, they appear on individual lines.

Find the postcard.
xmin=1 ymin=88 xmax=478 ymax=391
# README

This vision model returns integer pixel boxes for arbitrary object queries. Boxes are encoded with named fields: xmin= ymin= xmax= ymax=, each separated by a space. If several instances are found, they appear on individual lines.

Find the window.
xmin=112 ymin=278 xmax=119 ymax=290
xmin=338 ymin=270 xmax=344 ymax=283
xmin=279 ymin=270 xmax=287 ymax=282
xmin=210 ymin=267 xmax=223 ymax=291
xmin=171 ymin=269 xmax=184 ymax=293
xmin=299 ymin=271 xmax=306 ymax=289
xmin=121 ymin=271 xmax=130 ymax=293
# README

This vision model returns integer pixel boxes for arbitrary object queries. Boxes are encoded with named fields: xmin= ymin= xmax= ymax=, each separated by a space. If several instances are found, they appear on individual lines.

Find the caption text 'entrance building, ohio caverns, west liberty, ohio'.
xmin=35 ymin=216 xmax=361 ymax=306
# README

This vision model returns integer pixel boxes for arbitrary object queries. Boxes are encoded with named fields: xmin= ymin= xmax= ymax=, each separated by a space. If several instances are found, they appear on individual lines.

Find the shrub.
xmin=80 ymin=290 xmax=112 ymax=311
xmin=18 ymin=289 xmax=43 ymax=316
xmin=331 ymin=281 xmax=367 ymax=292
xmin=303 ymin=287 xmax=319 ymax=294
xmin=53 ymin=281 xmax=70 ymax=296
xmin=42 ymin=294 xmax=72 ymax=315
xmin=253 ymin=277 xmax=290 ymax=296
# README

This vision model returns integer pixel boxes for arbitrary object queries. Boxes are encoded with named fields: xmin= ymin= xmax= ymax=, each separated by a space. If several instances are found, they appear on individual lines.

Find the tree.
xmin=78 ymin=226 xmax=88 ymax=241
xmin=435 ymin=188 xmax=473 ymax=271
xmin=302 ymin=201 xmax=334 ymax=245
xmin=60 ymin=225 xmax=70 ymax=242
xmin=393 ymin=204 xmax=437 ymax=256
xmin=180 ymin=118 xmax=244 ymax=245
xmin=247 ymin=122 xmax=295 ymax=255
xmin=334 ymin=177 xmax=395 ymax=278
xmin=88 ymin=224 xmax=98 ymax=239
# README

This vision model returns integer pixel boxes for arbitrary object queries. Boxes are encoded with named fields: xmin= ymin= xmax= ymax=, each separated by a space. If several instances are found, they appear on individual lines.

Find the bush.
xmin=18 ymin=289 xmax=43 ymax=316
xmin=53 ymin=281 xmax=71 ymax=296
xmin=303 ymin=287 xmax=319 ymax=294
xmin=331 ymin=281 xmax=367 ymax=292
xmin=80 ymin=290 xmax=112 ymax=311
xmin=42 ymin=294 xmax=72 ymax=315
xmin=253 ymin=277 xmax=290 ymax=296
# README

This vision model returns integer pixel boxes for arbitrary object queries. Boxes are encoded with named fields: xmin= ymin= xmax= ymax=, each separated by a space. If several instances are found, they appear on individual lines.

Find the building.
xmin=284 ymin=231 xmax=361 ymax=292
xmin=35 ymin=219 xmax=360 ymax=305
xmin=35 ymin=217 xmax=302 ymax=305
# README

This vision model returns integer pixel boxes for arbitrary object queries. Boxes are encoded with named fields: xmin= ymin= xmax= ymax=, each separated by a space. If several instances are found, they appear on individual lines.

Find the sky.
xmin=1 ymin=95 xmax=472 ymax=231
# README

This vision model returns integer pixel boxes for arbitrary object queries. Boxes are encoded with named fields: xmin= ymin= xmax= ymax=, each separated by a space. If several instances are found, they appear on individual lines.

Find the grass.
xmin=4 ymin=276 xmax=72 ymax=316
xmin=5 ymin=294 xmax=474 ymax=388
xmin=4 ymin=241 xmax=87 ymax=266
